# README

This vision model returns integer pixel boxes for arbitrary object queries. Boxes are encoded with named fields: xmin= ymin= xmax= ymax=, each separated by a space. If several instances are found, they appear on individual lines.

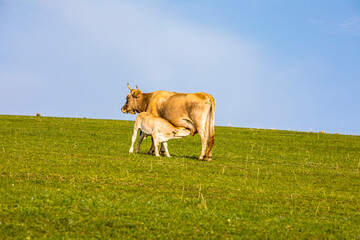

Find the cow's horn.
xmin=136 ymin=85 xmax=140 ymax=91
xmin=127 ymin=83 xmax=133 ymax=91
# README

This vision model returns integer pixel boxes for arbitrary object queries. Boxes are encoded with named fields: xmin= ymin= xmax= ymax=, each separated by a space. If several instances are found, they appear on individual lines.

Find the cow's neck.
xmin=137 ymin=93 xmax=151 ymax=112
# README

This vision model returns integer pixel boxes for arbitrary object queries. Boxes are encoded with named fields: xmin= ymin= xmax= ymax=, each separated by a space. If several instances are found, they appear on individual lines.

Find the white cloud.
xmin=338 ymin=17 xmax=360 ymax=35
xmin=310 ymin=16 xmax=360 ymax=37
xmin=35 ymin=0 xmax=262 ymax=90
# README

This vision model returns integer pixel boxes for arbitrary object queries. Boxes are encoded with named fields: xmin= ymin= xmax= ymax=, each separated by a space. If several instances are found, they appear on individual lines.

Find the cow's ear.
xmin=131 ymin=90 xmax=142 ymax=98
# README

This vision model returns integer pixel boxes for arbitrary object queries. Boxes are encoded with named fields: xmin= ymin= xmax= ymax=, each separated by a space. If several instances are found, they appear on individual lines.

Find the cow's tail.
xmin=205 ymin=96 xmax=216 ymax=159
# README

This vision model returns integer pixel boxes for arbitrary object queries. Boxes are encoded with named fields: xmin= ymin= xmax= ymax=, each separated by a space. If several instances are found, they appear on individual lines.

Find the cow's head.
xmin=121 ymin=83 xmax=143 ymax=114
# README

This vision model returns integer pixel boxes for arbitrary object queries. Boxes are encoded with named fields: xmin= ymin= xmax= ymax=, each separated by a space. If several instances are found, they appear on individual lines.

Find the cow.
xmin=129 ymin=112 xmax=191 ymax=157
xmin=121 ymin=84 xmax=215 ymax=161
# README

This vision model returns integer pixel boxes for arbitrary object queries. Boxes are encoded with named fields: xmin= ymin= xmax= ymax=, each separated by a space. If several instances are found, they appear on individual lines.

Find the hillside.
xmin=0 ymin=115 xmax=359 ymax=239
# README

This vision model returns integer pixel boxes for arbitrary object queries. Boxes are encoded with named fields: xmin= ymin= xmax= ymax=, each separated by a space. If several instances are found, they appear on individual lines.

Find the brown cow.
xmin=121 ymin=84 xmax=215 ymax=161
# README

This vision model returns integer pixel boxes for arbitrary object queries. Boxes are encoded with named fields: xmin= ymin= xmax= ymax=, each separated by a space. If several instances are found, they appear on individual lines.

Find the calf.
xmin=129 ymin=112 xmax=191 ymax=157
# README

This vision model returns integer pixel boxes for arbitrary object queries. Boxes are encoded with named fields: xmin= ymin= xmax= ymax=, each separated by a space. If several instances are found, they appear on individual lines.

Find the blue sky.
xmin=1 ymin=0 xmax=359 ymax=134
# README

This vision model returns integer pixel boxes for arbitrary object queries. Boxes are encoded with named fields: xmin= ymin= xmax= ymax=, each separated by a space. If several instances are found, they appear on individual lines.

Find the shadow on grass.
xmin=135 ymin=152 xmax=199 ymax=161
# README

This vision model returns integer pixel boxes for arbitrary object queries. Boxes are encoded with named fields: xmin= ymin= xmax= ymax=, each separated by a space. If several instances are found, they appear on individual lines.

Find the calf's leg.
xmin=162 ymin=142 xmax=171 ymax=157
xmin=129 ymin=127 xmax=139 ymax=154
xmin=154 ymin=139 xmax=160 ymax=157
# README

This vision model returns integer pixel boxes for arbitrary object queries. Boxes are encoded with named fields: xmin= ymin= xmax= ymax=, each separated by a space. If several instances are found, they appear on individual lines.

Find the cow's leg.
xmin=160 ymin=143 xmax=166 ymax=155
xmin=199 ymin=135 xmax=207 ymax=160
xmin=192 ymin=109 xmax=210 ymax=160
xmin=197 ymin=129 xmax=209 ymax=161
xmin=149 ymin=141 xmax=165 ymax=155
xmin=206 ymin=149 xmax=213 ymax=160
xmin=136 ymin=130 xmax=146 ymax=153
xmin=147 ymin=137 xmax=155 ymax=155
xmin=162 ymin=142 xmax=171 ymax=157
xmin=205 ymin=133 xmax=215 ymax=160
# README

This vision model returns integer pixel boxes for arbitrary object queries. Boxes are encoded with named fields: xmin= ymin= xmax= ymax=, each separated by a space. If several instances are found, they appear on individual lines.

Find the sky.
xmin=1 ymin=0 xmax=359 ymax=135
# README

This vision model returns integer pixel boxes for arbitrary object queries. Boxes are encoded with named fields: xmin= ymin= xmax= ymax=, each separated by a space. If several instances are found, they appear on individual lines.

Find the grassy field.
xmin=0 ymin=115 xmax=359 ymax=239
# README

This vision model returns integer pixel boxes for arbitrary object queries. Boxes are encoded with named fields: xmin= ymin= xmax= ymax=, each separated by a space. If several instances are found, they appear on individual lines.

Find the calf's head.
xmin=172 ymin=127 xmax=191 ymax=138
xmin=121 ymin=83 xmax=142 ymax=114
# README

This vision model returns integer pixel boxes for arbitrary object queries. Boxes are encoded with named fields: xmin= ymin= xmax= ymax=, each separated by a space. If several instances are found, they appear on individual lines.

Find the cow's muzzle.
xmin=121 ymin=107 xmax=136 ymax=114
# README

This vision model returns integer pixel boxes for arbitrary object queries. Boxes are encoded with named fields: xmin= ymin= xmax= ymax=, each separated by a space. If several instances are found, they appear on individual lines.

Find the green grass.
xmin=1 ymin=115 xmax=360 ymax=239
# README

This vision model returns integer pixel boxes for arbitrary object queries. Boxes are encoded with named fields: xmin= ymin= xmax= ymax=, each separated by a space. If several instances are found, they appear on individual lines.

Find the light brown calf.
xmin=129 ymin=112 xmax=190 ymax=157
